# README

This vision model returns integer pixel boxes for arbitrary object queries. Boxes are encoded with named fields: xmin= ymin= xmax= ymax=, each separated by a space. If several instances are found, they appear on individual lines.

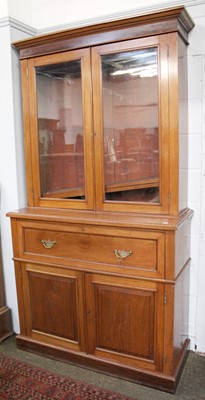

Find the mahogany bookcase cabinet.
xmin=8 ymin=6 xmax=194 ymax=392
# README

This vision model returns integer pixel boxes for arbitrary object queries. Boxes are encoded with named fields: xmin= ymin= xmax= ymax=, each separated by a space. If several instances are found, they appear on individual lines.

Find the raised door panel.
xmin=21 ymin=263 xmax=86 ymax=352
xmin=85 ymin=274 xmax=164 ymax=371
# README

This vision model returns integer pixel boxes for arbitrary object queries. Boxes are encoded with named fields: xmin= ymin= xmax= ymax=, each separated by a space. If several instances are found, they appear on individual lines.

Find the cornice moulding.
xmin=0 ymin=16 xmax=37 ymax=36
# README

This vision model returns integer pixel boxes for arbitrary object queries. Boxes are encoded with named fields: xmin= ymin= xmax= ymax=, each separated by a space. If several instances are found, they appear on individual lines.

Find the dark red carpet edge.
xmin=0 ymin=354 xmax=136 ymax=400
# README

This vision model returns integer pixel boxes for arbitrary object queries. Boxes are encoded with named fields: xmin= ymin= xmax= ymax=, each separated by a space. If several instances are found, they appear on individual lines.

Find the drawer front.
xmin=18 ymin=222 xmax=165 ymax=278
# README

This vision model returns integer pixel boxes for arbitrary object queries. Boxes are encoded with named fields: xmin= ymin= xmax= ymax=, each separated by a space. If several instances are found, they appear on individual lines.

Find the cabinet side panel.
xmin=14 ymin=261 xmax=27 ymax=335
xmin=178 ymin=37 xmax=188 ymax=212
xmin=21 ymin=59 xmax=34 ymax=207
xmin=175 ymin=217 xmax=191 ymax=278
xmin=163 ymin=283 xmax=174 ymax=374
xmin=168 ymin=33 xmax=179 ymax=215
xmin=173 ymin=262 xmax=190 ymax=369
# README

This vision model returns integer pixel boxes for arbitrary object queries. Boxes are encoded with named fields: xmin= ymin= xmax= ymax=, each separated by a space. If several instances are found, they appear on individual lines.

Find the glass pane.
xmin=36 ymin=60 xmax=85 ymax=200
xmin=102 ymin=47 xmax=159 ymax=203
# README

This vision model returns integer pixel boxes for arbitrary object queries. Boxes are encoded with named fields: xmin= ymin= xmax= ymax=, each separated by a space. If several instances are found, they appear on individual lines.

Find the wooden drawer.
xmin=17 ymin=221 xmax=165 ymax=278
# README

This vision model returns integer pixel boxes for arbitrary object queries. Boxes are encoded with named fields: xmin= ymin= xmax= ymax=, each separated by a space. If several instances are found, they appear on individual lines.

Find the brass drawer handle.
xmin=114 ymin=249 xmax=132 ymax=260
xmin=41 ymin=240 xmax=56 ymax=249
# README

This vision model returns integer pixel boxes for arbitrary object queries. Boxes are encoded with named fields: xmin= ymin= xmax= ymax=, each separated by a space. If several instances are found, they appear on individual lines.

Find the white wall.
xmin=0 ymin=0 xmax=205 ymax=352
xmin=187 ymin=3 xmax=205 ymax=353
xmin=7 ymin=0 xmax=33 ymax=26
xmin=0 ymin=19 xmax=36 ymax=333
xmin=0 ymin=25 xmax=23 ymax=333
xmin=30 ymin=0 xmax=205 ymax=32
xmin=0 ymin=0 xmax=8 ymax=17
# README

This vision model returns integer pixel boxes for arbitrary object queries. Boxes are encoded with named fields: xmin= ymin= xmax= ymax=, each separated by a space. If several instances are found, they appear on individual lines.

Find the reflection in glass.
xmin=36 ymin=60 xmax=85 ymax=200
xmin=102 ymin=48 xmax=159 ymax=203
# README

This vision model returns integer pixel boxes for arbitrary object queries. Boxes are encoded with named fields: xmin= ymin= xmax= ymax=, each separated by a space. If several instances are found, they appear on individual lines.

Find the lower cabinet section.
xmin=20 ymin=263 xmax=164 ymax=372
xmin=10 ymin=211 xmax=192 ymax=393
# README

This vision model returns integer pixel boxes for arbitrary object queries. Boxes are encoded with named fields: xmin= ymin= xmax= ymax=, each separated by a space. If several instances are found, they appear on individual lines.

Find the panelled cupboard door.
xmin=24 ymin=48 xmax=94 ymax=209
xmin=92 ymin=35 xmax=170 ymax=214
xmin=85 ymin=273 xmax=165 ymax=371
xmin=20 ymin=263 xmax=86 ymax=352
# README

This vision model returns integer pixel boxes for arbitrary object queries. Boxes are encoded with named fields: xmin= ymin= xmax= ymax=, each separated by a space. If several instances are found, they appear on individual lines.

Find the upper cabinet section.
xmin=13 ymin=6 xmax=194 ymax=215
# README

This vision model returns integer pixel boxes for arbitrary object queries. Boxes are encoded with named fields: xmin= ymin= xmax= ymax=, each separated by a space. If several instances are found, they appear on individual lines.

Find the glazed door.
xmin=20 ymin=263 xmax=86 ymax=352
xmin=92 ymin=36 xmax=170 ymax=213
xmin=24 ymin=48 xmax=94 ymax=209
xmin=23 ymin=35 xmax=170 ymax=213
xmin=85 ymin=273 xmax=165 ymax=371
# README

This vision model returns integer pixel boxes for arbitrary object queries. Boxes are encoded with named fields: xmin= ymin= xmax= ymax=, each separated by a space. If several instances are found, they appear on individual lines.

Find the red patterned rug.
xmin=0 ymin=354 xmax=136 ymax=399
